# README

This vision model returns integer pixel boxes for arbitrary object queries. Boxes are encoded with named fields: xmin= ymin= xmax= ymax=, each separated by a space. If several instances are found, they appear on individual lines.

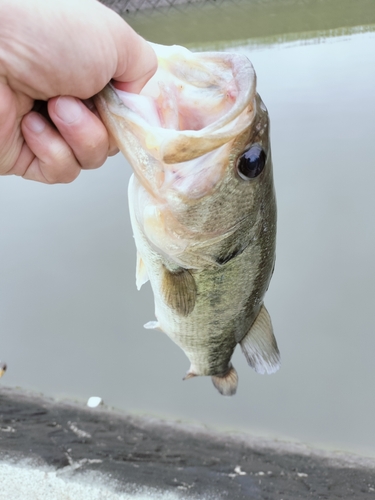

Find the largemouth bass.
xmin=95 ymin=43 xmax=280 ymax=396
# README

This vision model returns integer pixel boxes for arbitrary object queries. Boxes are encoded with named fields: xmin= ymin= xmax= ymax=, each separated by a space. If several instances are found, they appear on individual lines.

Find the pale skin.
xmin=0 ymin=0 xmax=157 ymax=183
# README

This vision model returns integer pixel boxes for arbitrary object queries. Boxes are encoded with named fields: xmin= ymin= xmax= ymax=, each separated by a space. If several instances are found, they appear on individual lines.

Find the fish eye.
xmin=237 ymin=144 xmax=266 ymax=180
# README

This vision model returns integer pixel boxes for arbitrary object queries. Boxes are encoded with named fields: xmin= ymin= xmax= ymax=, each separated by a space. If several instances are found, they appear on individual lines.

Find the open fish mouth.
xmin=95 ymin=43 xmax=257 ymax=197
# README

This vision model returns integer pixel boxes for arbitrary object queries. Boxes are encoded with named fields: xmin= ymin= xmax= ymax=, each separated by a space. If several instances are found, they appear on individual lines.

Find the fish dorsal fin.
xmin=136 ymin=253 xmax=149 ymax=290
xmin=161 ymin=266 xmax=197 ymax=316
xmin=211 ymin=365 xmax=238 ymax=396
xmin=240 ymin=305 xmax=280 ymax=374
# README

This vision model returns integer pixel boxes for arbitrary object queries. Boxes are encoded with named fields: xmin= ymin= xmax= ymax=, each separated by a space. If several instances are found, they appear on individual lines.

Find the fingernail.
xmin=55 ymin=96 xmax=83 ymax=124
xmin=24 ymin=112 xmax=46 ymax=134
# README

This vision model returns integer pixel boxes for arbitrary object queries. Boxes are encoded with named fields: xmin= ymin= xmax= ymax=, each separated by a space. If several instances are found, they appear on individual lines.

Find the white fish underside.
xmin=95 ymin=43 xmax=280 ymax=396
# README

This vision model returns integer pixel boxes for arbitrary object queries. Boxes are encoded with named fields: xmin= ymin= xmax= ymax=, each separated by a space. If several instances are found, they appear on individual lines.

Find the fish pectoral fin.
xmin=143 ymin=321 xmax=161 ymax=331
xmin=161 ymin=266 xmax=197 ymax=317
xmin=211 ymin=365 xmax=238 ymax=396
xmin=215 ymin=243 xmax=247 ymax=266
xmin=240 ymin=304 xmax=280 ymax=374
xmin=136 ymin=252 xmax=149 ymax=290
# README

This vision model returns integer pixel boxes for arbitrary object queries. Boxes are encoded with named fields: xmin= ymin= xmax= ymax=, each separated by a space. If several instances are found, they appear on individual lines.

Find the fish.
xmin=94 ymin=43 xmax=280 ymax=396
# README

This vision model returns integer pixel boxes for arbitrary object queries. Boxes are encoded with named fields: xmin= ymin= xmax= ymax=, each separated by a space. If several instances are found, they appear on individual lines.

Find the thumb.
xmin=108 ymin=14 xmax=157 ymax=93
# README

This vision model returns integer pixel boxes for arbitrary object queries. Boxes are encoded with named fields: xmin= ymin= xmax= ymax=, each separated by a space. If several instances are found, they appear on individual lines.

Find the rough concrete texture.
xmin=1 ymin=387 xmax=375 ymax=499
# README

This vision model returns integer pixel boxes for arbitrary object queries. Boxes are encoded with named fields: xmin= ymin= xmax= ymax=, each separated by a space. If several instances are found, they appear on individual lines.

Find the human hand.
xmin=0 ymin=0 xmax=157 ymax=183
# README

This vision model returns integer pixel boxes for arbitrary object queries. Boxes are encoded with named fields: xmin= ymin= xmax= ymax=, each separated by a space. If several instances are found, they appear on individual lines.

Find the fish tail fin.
xmin=211 ymin=365 xmax=238 ymax=396
xmin=240 ymin=304 xmax=280 ymax=374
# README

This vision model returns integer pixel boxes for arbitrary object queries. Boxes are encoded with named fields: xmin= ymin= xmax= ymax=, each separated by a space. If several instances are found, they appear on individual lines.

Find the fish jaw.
xmin=94 ymin=44 xmax=261 ymax=268
xmin=94 ymin=44 xmax=256 ymax=197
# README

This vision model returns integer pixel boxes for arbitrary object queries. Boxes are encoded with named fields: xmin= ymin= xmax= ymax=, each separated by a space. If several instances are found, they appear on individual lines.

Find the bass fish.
xmin=95 ymin=43 xmax=280 ymax=396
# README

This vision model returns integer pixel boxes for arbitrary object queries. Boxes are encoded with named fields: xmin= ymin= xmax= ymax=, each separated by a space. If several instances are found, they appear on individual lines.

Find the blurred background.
xmin=1 ymin=0 xmax=375 ymax=457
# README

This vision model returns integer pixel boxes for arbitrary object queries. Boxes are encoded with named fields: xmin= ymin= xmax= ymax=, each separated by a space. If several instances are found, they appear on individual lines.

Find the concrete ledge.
xmin=1 ymin=387 xmax=375 ymax=499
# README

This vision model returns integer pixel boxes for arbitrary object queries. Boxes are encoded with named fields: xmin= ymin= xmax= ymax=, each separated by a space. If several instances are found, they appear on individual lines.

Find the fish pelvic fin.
xmin=161 ymin=266 xmax=197 ymax=317
xmin=211 ymin=365 xmax=238 ymax=397
xmin=240 ymin=304 xmax=280 ymax=375
xmin=136 ymin=252 xmax=149 ymax=290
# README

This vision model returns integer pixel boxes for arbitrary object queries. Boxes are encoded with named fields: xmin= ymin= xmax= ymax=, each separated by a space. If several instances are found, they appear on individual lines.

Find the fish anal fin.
xmin=161 ymin=266 xmax=197 ymax=317
xmin=240 ymin=304 xmax=280 ymax=375
xmin=136 ymin=252 xmax=149 ymax=290
xmin=211 ymin=365 xmax=238 ymax=396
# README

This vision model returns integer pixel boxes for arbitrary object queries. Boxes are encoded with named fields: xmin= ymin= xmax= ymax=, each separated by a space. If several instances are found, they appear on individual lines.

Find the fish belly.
xmin=128 ymin=175 xmax=265 ymax=377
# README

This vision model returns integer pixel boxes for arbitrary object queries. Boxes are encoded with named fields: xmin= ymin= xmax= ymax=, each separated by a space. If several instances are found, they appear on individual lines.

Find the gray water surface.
xmin=1 ymin=2 xmax=375 ymax=457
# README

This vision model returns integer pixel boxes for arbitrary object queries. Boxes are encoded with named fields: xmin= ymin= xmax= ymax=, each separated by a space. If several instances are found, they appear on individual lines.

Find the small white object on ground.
xmin=87 ymin=397 xmax=102 ymax=408
xmin=234 ymin=466 xmax=246 ymax=476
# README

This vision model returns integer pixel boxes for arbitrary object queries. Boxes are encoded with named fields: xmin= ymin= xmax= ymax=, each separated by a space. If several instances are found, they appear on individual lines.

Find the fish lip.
xmin=97 ymin=47 xmax=257 ymax=164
